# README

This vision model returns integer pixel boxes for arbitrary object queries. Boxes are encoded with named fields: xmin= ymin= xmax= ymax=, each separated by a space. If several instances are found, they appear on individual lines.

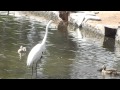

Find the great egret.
xmin=27 ymin=20 xmax=53 ymax=76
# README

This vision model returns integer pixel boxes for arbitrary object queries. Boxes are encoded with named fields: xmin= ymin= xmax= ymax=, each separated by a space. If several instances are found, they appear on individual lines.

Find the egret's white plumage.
xmin=27 ymin=20 xmax=53 ymax=68
xmin=27 ymin=44 xmax=43 ymax=66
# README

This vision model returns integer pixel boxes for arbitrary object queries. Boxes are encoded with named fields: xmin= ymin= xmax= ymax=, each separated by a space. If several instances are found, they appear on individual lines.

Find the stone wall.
xmin=19 ymin=11 xmax=61 ymax=24
xmin=18 ymin=11 xmax=120 ymax=42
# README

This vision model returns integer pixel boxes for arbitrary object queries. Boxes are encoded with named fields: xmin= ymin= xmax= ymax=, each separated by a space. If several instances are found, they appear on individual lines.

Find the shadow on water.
xmin=103 ymin=37 xmax=115 ymax=52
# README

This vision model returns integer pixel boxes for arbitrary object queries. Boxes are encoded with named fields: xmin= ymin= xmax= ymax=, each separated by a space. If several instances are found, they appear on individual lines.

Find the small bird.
xmin=18 ymin=46 xmax=26 ymax=60
xmin=98 ymin=65 xmax=120 ymax=76
xmin=18 ymin=46 xmax=26 ymax=54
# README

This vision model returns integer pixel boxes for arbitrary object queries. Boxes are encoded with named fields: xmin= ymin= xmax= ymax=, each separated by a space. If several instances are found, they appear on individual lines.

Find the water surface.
xmin=0 ymin=13 xmax=120 ymax=79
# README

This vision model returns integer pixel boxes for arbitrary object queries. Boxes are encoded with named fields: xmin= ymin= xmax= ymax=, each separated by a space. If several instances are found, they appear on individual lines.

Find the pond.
xmin=0 ymin=13 xmax=120 ymax=79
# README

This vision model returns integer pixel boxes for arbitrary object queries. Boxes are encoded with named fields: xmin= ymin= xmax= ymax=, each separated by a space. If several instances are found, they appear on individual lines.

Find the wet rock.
xmin=116 ymin=26 xmax=120 ymax=41
xmin=69 ymin=12 xmax=101 ymax=27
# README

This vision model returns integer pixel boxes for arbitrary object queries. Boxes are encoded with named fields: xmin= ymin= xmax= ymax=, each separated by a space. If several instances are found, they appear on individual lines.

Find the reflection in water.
xmin=103 ymin=37 xmax=115 ymax=52
xmin=70 ymin=27 xmax=120 ymax=79
xmin=57 ymin=21 xmax=68 ymax=40
xmin=115 ymin=41 xmax=120 ymax=58
xmin=75 ymin=28 xmax=83 ymax=39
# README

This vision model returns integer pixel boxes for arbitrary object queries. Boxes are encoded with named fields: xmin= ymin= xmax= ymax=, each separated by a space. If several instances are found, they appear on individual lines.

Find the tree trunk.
xmin=59 ymin=11 xmax=70 ymax=26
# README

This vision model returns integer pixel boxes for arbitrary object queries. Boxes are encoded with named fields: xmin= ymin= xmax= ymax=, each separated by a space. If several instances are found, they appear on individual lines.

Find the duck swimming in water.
xmin=98 ymin=65 xmax=120 ymax=76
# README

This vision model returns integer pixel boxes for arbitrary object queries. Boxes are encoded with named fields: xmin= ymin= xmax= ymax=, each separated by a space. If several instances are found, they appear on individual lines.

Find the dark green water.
xmin=0 ymin=13 xmax=120 ymax=79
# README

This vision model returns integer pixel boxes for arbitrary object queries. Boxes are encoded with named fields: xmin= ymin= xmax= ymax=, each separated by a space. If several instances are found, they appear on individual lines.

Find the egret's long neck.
xmin=42 ymin=20 xmax=52 ymax=44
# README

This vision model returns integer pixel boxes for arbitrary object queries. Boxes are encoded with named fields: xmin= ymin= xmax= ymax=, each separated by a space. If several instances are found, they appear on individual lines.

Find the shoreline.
xmin=4 ymin=11 xmax=120 ymax=41
xmin=86 ymin=11 xmax=120 ymax=28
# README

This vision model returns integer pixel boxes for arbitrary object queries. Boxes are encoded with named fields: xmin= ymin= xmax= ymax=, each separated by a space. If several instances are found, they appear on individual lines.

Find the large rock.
xmin=95 ymin=24 xmax=105 ymax=35
xmin=69 ymin=12 xmax=101 ymax=27
xmin=83 ymin=15 xmax=101 ymax=23
xmin=116 ymin=26 xmax=120 ymax=41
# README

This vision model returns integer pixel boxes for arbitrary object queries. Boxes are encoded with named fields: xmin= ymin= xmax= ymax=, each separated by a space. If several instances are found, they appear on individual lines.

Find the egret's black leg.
xmin=40 ymin=55 xmax=43 ymax=63
xmin=31 ymin=62 xmax=34 ymax=78
xmin=7 ymin=11 xmax=9 ymax=15
xmin=31 ymin=65 xmax=34 ymax=79
xmin=35 ymin=57 xmax=42 ymax=78
xmin=36 ymin=62 xmax=37 ymax=78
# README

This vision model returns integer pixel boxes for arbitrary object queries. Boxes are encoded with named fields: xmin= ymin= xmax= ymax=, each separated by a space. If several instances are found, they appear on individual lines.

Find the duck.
xmin=98 ymin=65 xmax=120 ymax=76
xmin=18 ymin=46 xmax=26 ymax=54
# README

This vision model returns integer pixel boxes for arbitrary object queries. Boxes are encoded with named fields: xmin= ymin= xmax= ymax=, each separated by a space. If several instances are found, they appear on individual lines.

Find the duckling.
xmin=18 ymin=46 xmax=26 ymax=54
xmin=22 ymin=46 xmax=26 ymax=52
xmin=18 ymin=46 xmax=26 ymax=60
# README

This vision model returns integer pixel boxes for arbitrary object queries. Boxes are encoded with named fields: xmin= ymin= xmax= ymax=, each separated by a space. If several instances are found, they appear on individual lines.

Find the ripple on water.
xmin=69 ymin=37 xmax=119 ymax=79
xmin=1 ymin=12 xmax=120 ymax=79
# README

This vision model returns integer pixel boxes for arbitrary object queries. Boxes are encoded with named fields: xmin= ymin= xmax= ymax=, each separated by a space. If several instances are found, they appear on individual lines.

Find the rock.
xmin=82 ymin=15 xmax=101 ymax=24
xmin=69 ymin=11 xmax=101 ymax=27
xmin=69 ymin=13 xmax=86 ymax=27
xmin=116 ymin=26 xmax=120 ymax=41
xmin=95 ymin=24 xmax=105 ymax=35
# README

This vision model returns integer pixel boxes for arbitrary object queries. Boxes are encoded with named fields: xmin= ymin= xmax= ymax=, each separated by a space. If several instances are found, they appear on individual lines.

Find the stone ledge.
xmin=12 ymin=11 xmax=120 ymax=42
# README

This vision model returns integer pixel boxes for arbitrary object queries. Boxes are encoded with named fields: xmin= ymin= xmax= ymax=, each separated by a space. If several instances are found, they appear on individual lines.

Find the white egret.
xmin=27 ymin=20 xmax=53 ymax=76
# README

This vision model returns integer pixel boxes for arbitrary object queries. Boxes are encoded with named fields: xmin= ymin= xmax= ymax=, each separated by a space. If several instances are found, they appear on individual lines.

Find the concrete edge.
xmin=9 ymin=11 xmax=120 ymax=42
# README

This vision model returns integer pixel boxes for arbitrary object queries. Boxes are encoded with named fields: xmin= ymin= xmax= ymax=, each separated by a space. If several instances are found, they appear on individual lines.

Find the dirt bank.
xmin=86 ymin=11 xmax=120 ymax=28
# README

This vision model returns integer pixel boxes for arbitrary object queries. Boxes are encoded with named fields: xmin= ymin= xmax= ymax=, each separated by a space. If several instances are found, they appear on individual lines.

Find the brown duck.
xmin=98 ymin=65 xmax=120 ymax=76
